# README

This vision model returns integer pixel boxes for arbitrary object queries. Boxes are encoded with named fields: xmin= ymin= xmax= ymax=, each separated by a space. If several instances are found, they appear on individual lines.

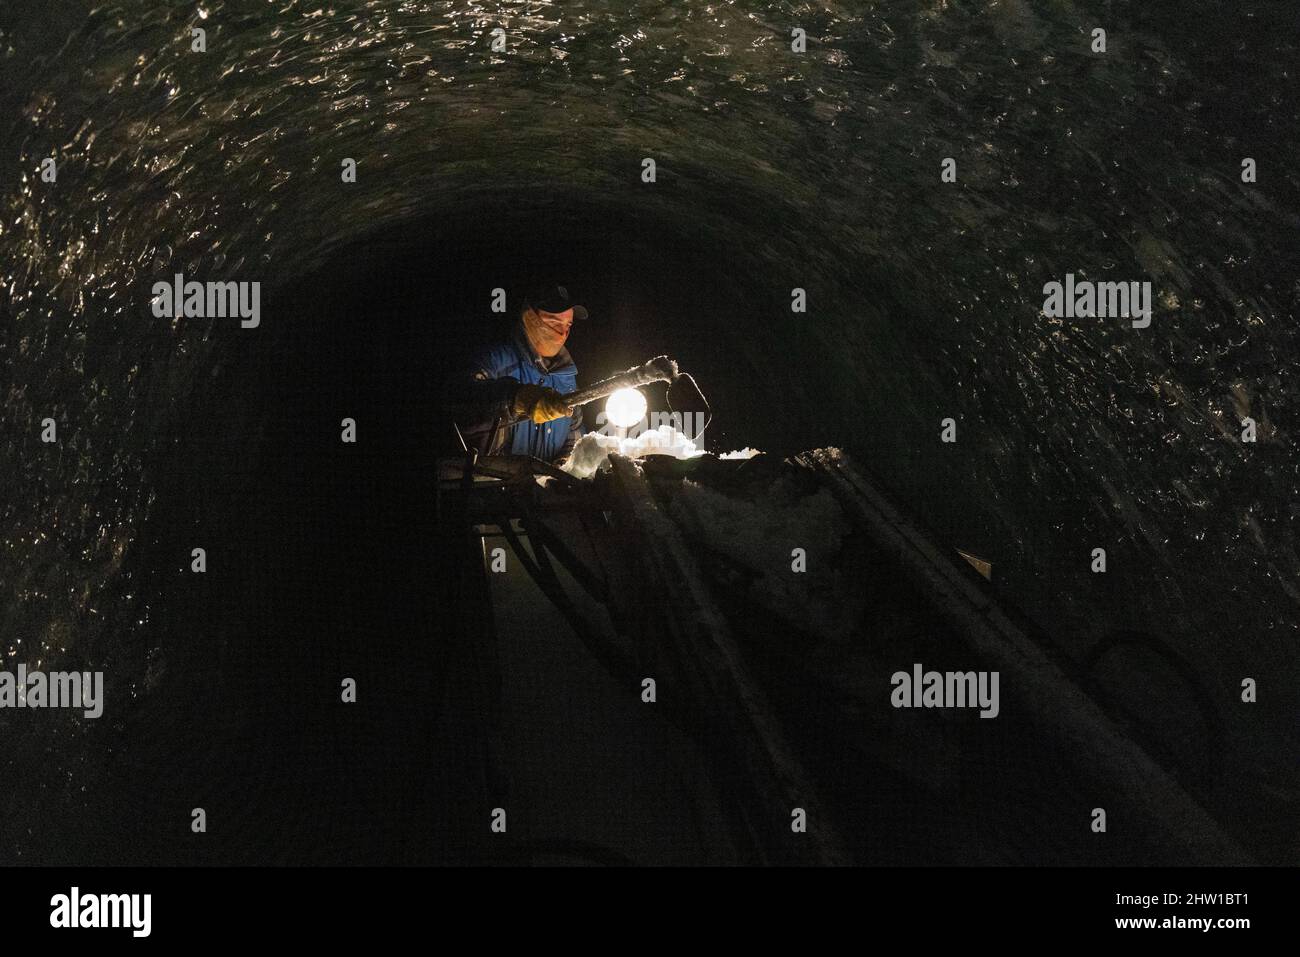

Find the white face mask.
xmin=524 ymin=307 xmax=572 ymax=357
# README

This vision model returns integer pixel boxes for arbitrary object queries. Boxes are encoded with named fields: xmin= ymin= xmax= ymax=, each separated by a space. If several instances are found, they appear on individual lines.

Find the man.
xmin=448 ymin=284 xmax=587 ymax=466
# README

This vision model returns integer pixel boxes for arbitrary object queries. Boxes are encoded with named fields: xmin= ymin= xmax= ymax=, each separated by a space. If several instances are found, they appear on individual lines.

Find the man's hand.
xmin=513 ymin=383 xmax=573 ymax=424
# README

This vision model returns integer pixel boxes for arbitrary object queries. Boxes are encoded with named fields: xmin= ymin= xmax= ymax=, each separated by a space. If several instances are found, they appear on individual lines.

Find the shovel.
xmin=515 ymin=355 xmax=712 ymax=434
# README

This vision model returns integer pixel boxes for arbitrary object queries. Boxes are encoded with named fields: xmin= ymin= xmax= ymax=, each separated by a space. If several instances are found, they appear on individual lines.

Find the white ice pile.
xmin=562 ymin=424 xmax=705 ymax=479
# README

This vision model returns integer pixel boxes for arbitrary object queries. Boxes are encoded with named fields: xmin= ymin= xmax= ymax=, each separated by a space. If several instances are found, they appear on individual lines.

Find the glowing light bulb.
xmin=605 ymin=388 xmax=647 ymax=430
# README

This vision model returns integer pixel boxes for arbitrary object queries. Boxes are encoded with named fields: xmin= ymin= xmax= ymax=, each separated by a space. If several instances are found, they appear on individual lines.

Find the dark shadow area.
xmin=70 ymin=198 xmax=859 ymax=864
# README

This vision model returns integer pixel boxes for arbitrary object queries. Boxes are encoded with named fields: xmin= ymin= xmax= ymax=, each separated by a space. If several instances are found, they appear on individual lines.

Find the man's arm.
xmin=445 ymin=348 xmax=574 ymax=439
xmin=444 ymin=349 xmax=519 ymax=426
xmin=556 ymin=405 xmax=584 ymax=465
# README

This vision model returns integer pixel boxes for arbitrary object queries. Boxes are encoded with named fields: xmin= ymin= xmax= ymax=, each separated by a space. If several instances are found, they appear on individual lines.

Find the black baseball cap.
xmin=524 ymin=284 xmax=588 ymax=321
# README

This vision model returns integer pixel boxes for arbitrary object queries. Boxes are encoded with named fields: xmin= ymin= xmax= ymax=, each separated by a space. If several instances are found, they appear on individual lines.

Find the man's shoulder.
xmin=475 ymin=337 xmax=526 ymax=372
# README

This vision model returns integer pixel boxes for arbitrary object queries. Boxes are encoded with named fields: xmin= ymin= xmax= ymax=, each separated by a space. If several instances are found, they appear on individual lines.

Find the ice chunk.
xmin=562 ymin=425 xmax=705 ymax=479
xmin=562 ymin=432 xmax=622 ymax=480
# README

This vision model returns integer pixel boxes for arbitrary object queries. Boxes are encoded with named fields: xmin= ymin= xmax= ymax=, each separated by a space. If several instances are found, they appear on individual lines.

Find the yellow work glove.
xmin=513 ymin=383 xmax=573 ymax=424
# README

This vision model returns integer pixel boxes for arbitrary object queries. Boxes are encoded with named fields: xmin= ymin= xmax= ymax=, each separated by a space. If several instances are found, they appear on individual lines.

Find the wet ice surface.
xmin=669 ymin=476 xmax=860 ymax=642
